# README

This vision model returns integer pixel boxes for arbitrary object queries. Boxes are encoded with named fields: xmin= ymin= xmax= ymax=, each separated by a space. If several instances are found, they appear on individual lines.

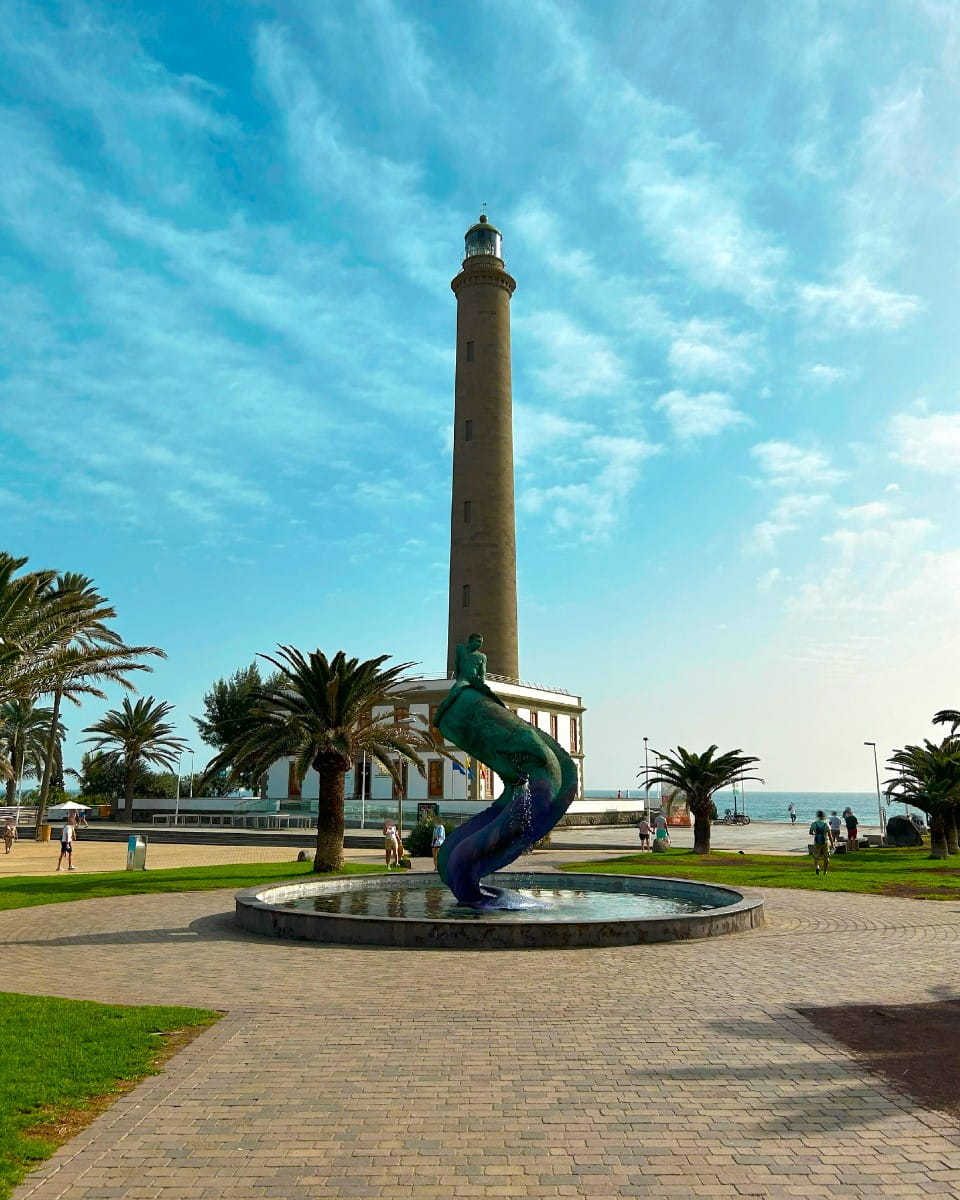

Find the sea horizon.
xmin=585 ymin=788 xmax=916 ymax=825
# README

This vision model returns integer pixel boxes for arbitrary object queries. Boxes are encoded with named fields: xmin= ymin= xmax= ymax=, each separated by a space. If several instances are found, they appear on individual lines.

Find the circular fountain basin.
xmin=235 ymin=871 xmax=763 ymax=949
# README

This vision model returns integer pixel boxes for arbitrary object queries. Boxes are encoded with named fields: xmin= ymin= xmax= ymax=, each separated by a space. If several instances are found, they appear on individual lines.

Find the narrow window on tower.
xmin=465 ymin=419 xmax=473 ymax=441
xmin=463 ymin=500 xmax=472 ymax=524
xmin=466 ymin=340 xmax=475 ymax=362
xmin=462 ymin=584 xmax=470 ymax=608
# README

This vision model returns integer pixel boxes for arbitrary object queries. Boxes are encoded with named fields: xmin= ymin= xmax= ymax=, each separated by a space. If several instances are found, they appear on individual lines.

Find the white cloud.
xmin=890 ymin=409 xmax=960 ymax=473
xmin=751 ymin=441 xmax=845 ymax=488
xmin=747 ymin=492 xmax=829 ymax=554
xmin=796 ymin=275 xmax=922 ymax=330
xmin=655 ymin=390 xmax=750 ymax=441
xmin=519 ymin=311 xmax=625 ymax=401
xmin=518 ymin=433 xmax=659 ymax=541
xmin=757 ymin=567 xmax=783 ymax=592
xmin=805 ymin=363 xmax=849 ymax=386
xmin=822 ymin=517 xmax=932 ymax=560
xmin=668 ymin=319 xmax=757 ymax=384
xmin=625 ymin=161 xmax=787 ymax=306
xmin=840 ymin=501 xmax=891 ymax=523
xmin=514 ymin=407 xmax=592 ymax=464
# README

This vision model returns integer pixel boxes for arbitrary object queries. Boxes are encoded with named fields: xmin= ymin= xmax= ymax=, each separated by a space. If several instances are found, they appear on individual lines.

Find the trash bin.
xmin=126 ymin=834 xmax=147 ymax=870
xmin=38 ymin=823 xmax=51 ymax=842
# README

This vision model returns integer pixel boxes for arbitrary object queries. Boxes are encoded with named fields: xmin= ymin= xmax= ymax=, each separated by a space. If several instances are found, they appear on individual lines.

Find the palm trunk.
xmin=946 ymin=807 xmax=959 ymax=856
xmin=313 ymin=760 xmax=346 ymax=873
xmin=692 ymin=803 xmax=712 ymax=854
xmin=123 ymin=760 xmax=136 ymax=822
xmin=6 ymin=738 xmax=23 ymax=805
xmin=928 ymin=809 xmax=949 ymax=860
xmin=35 ymin=686 xmax=63 ymax=836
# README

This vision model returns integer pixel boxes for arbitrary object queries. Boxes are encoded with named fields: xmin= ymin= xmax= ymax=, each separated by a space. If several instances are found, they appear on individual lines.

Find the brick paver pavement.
xmin=3 ymin=881 xmax=960 ymax=1198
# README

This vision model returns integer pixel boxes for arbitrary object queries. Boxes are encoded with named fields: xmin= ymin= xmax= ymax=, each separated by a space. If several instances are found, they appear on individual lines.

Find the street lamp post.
xmin=174 ymin=748 xmax=195 ymax=826
xmin=643 ymin=736 xmax=650 ymax=814
xmin=863 ymin=742 xmax=885 ymax=836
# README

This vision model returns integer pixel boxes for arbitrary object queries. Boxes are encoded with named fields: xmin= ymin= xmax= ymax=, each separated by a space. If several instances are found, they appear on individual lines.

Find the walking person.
xmin=810 ymin=810 xmax=831 ymax=876
xmin=431 ymin=815 xmax=446 ymax=870
xmin=787 ymin=801 xmax=797 ymax=826
xmin=56 ymin=814 xmax=78 ymax=872
xmin=843 ymin=807 xmax=859 ymax=851
xmin=382 ymin=818 xmax=400 ymax=869
xmin=828 ymin=810 xmax=842 ymax=847
xmin=637 ymin=815 xmax=652 ymax=851
xmin=3 ymin=819 xmax=17 ymax=854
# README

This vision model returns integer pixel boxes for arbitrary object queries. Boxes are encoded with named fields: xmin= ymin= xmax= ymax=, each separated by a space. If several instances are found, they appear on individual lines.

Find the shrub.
xmin=404 ymin=816 xmax=451 ymax=857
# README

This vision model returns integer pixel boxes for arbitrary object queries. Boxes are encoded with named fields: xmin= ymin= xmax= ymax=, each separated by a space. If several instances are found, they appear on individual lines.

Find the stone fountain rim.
xmin=234 ymin=871 xmax=765 ymax=949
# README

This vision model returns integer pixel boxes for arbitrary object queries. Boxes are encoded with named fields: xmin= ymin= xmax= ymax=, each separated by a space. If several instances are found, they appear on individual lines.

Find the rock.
xmin=297 ymin=849 xmax=311 ymax=862
xmin=886 ymin=815 xmax=923 ymax=847
xmin=652 ymin=839 xmax=670 ymax=853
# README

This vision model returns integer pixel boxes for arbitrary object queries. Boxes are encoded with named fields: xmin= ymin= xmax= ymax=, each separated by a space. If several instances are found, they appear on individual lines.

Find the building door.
xmin=428 ymin=759 xmax=443 ymax=799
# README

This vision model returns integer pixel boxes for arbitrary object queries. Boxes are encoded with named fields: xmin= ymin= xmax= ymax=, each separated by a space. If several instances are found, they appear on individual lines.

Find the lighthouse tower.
xmin=446 ymin=214 xmax=519 ymax=680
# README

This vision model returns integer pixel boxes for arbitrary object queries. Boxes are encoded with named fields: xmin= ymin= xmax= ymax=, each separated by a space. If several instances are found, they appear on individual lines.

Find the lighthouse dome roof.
xmin=463 ymin=213 xmax=502 ymax=261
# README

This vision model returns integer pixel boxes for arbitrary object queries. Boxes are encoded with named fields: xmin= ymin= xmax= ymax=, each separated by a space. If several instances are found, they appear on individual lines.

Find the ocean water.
xmin=586 ymin=789 xmax=916 ymax=825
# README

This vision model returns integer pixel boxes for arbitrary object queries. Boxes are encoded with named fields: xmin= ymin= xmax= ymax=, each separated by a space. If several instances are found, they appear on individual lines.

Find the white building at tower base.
xmin=265 ymin=672 xmax=587 ymax=822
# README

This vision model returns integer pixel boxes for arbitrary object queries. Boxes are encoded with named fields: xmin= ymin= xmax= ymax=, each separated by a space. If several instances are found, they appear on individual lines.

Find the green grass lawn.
xmin=0 ymin=993 xmax=219 ymax=1199
xmin=0 ymin=860 xmax=383 ymax=912
xmin=562 ymin=846 xmax=960 ymax=900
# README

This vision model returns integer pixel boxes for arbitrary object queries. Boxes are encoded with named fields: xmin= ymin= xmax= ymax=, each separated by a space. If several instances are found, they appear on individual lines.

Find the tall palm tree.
xmin=82 ymin=697 xmax=188 ymax=822
xmin=201 ymin=646 xmax=439 ymax=872
xmin=933 ymin=709 xmax=960 ymax=737
xmin=885 ymin=739 xmax=960 ymax=860
xmin=31 ymin=572 xmax=164 ymax=832
xmin=644 ymin=745 xmax=762 ymax=854
xmin=0 ymin=699 xmax=60 ymax=802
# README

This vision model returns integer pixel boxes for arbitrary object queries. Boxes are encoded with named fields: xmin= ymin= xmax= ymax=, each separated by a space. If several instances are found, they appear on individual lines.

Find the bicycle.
xmin=721 ymin=809 xmax=751 ymax=825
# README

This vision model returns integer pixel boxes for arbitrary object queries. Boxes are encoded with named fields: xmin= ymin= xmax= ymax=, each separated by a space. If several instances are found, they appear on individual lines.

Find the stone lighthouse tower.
xmin=446 ymin=214 xmax=520 ymax=680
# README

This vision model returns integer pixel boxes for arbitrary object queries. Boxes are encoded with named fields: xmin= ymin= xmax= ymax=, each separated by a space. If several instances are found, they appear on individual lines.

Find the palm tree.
xmin=31 ymin=572 xmax=164 ymax=832
xmin=933 ymin=709 xmax=960 ymax=737
xmin=644 ymin=745 xmax=762 ymax=854
xmin=0 ymin=699 xmax=61 ymax=802
xmin=200 ymin=646 xmax=439 ymax=872
xmin=82 ymin=698 xmax=188 ymax=822
xmin=885 ymin=740 xmax=960 ymax=860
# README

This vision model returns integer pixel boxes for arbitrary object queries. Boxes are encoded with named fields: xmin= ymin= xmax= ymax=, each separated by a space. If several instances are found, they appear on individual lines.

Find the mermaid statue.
xmin=433 ymin=633 xmax=578 ymax=907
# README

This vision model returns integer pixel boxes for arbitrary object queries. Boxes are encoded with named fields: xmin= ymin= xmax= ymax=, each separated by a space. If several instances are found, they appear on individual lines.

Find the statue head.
xmin=467 ymin=632 xmax=483 ymax=649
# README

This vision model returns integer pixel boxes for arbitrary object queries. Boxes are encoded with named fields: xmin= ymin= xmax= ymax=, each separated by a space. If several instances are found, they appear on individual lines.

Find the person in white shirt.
xmin=56 ymin=815 xmax=78 ymax=872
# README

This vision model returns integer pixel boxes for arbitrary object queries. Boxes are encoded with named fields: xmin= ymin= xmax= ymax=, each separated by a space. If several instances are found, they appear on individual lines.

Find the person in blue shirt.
xmin=431 ymin=815 xmax=446 ymax=870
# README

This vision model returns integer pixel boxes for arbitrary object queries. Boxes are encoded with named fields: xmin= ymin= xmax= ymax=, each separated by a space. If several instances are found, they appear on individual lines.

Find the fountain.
xmin=236 ymin=634 xmax=763 ymax=948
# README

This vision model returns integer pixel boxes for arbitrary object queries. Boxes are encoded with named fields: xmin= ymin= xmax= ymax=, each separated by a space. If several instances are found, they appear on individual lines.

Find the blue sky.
xmin=2 ymin=0 xmax=958 ymax=791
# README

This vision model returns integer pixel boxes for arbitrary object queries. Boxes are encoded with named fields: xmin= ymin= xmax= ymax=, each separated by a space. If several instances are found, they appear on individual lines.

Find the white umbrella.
xmin=53 ymin=800 xmax=90 ymax=811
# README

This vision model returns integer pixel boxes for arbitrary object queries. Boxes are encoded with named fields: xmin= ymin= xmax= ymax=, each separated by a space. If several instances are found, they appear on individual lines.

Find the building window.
xmin=287 ymin=760 xmax=301 ymax=799
xmin=463 ymin=499 xmax=472 ymax=524
xmin=466 ymin=340 xmax=474 ymax=362
xmin=394 ymin=704 xmax=409 ymax=722
xmin=465 ymin=419 xmax=473 ymax=441
xmin=462 ymin=583 xmax=470 ymax=608
xmin=570 ymin=717 xmax=579 ymax=753
xmin=429 ymin=703 xmax=439 ymax=727
xmin=428 ymin=759 xmax=443 ymax=799
xmin=550 ymin=713 xmax=558 ymax=740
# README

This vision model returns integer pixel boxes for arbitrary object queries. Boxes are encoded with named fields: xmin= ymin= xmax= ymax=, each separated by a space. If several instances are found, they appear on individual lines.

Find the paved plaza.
xmin=3 ymin=842 xmax=960 ymax=1200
